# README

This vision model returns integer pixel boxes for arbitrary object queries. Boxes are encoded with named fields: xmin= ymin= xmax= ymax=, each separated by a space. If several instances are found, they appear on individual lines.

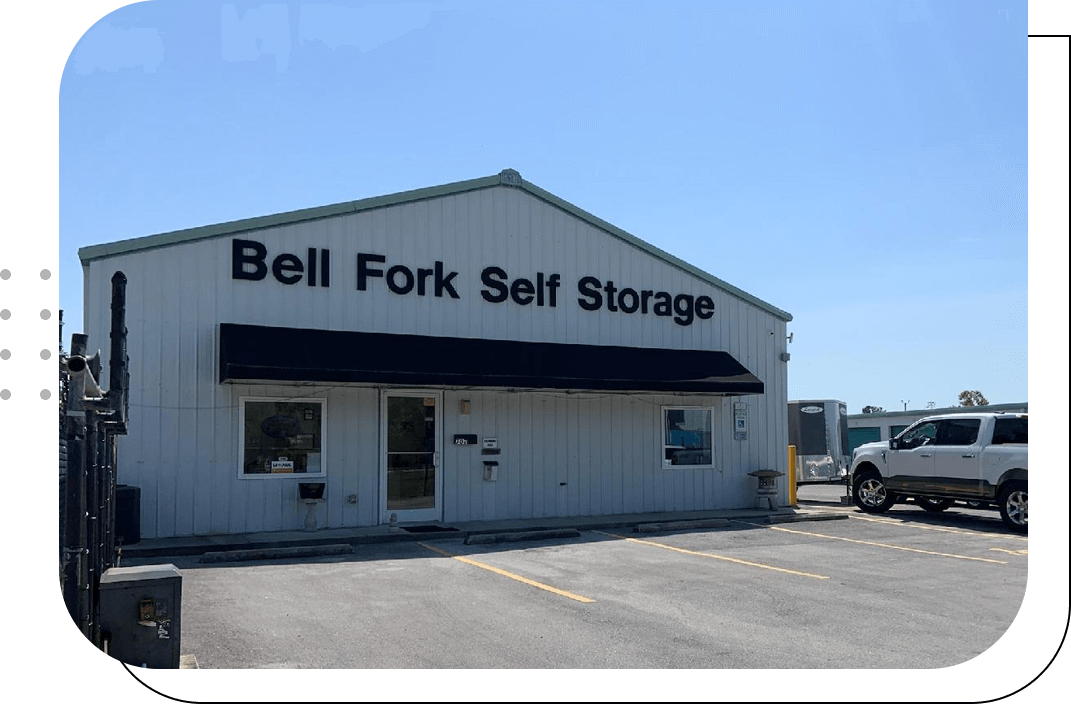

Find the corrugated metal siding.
xmin=439 ymin=390 xmax=737 ymax=522
xmin=84 ymin=185 xmax=789 ymax=538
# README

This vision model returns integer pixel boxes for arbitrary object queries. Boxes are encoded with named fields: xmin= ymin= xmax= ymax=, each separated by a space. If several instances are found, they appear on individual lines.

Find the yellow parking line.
xmin=736 ymin=522 xmax=1008 ymax=564
xmin=594 ymin=531 xmax=828 ymax=580
xmin=848 ymin=513 xmax=1029 ymax=541
xmin=990 ymin=547 xmax=1029 ymax=556
xmin=417 ymin=542 xmax=595 ymax=603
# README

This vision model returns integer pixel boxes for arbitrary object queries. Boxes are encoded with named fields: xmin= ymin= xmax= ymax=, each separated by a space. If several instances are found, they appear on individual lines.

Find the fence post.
xmin=59 ymin=354 xmax=67 ymax=566
xmin=86 ymin=417 xmax=102 ymax=647
xmin=62 ymin=414 xmax=89 ymax=637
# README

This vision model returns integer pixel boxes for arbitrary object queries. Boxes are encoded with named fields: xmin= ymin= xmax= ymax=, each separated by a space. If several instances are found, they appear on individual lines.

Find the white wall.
xmin=440 ymin=389 xmax=770 ymax=523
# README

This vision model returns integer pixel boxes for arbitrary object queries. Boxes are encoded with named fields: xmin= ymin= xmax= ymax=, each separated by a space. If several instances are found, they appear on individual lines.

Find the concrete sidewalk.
xmin=120 ymin=504 xmax=846 ymax=560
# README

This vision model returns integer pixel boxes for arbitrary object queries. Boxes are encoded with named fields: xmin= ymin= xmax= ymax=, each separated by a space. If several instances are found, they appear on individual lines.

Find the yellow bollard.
xmin=787 ymin=445 xmax=798 ymax=507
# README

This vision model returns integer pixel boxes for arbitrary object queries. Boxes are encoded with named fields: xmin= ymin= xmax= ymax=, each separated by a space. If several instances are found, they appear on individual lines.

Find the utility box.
xmin=99 ymin=564 xmax=182 ymax=668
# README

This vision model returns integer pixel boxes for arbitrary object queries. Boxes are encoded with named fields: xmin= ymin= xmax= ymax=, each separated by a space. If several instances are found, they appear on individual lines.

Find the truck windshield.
xmin=899 ymin=422 xmax=936 ymax=446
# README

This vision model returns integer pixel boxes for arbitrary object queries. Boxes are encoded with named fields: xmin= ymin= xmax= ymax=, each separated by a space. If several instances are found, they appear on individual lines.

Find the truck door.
xmin=930 ymin=418 xmax=983 ymax=498
xmin=885 ymin=421 xmax=937 ymax=493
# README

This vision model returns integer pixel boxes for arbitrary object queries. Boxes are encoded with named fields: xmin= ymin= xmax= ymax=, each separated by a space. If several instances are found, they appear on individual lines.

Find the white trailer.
xmin=788 ymin=400 xmax=850 ymax=484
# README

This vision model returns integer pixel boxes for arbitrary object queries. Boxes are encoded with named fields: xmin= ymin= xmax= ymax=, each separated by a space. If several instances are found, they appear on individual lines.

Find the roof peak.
xmin=498 ymin=168 xmax=523 ymax=185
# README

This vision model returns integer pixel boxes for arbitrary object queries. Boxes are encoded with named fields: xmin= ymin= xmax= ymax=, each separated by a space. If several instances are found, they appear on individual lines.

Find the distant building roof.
xmin=848 ymin=402 xmax=1028 ymax=421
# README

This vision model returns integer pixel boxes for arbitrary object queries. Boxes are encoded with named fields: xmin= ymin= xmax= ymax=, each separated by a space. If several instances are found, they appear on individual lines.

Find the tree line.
xmin=861 ymin=390 xmax=988 ymax=414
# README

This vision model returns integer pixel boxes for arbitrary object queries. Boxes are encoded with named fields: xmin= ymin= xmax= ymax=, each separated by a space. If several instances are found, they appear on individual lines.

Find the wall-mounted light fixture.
xmin=459 ymin=399 xmax=471 ymax=415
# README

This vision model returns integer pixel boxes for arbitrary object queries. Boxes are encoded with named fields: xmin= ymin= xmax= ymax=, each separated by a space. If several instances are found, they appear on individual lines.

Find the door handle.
xmin=920 ymin=453 xmax=933 ymax=458
xmin=961 ymin=454 xmax=976 ymax=458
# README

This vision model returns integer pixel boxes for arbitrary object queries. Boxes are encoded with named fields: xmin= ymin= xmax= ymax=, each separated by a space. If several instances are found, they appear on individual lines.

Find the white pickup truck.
xmin=849 ymin=412 xmax=1028 ymax=533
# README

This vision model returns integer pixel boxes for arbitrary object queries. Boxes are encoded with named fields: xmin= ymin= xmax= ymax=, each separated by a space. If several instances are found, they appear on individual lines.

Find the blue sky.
xmin=59 ymin=0 xmax=1029 ymax=414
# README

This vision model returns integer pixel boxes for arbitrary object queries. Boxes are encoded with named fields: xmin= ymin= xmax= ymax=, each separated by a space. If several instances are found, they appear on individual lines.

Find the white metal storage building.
xmin=79 ymin=169 xmax=793 ymax=539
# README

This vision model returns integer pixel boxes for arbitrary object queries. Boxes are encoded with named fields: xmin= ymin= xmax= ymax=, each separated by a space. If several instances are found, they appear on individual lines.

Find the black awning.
xmin=218 ymin=323 xmax=764 ymax=395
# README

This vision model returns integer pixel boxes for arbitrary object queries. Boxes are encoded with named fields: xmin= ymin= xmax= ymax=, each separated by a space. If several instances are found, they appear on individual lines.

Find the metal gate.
xmin=59 ymin=272 xmax=130 ymax=650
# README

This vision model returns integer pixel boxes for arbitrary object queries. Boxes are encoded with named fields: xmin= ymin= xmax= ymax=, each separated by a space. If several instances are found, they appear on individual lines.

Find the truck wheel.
xmin=915 ymin=497 xmax=952 ymax=513
xmin=998 ymin=482 xmax=1027 ymax=534
xmin=853 ymin=473 xmax=897 ymax=513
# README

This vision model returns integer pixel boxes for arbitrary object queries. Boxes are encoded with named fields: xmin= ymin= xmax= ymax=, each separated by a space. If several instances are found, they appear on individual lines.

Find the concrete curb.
xmin=464 ymin=528 xmax=581 ymax=545
xmin=124 ymin=531 xmax=441 ymax=559
xmin=634 ymin=518 xmax=731 ymax=533
xmin=199 ymin=543 xmax=355 ymax=563
xmin=122 ymin=509 xmax=804 ymax=559
xmin=766 ymin=512 xmax=849 ymax=524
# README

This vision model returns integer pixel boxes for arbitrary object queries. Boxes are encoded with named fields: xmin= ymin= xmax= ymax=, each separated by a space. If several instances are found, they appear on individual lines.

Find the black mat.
xmin=401 ymin=525 xmax=460 ymax=533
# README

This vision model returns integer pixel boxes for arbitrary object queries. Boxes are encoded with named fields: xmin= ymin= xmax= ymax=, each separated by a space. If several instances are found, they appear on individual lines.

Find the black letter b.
xmin=232 ymin=239 xmax=267 ymax=280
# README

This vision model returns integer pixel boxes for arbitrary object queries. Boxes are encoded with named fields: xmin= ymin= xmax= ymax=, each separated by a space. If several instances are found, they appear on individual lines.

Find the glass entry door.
xmin=381 ymin=391 xmax=442 ymax=523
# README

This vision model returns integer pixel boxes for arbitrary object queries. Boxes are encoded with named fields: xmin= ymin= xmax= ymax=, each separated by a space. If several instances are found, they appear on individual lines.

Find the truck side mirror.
xmin=889 ymin=438 xmax=900 ymax=451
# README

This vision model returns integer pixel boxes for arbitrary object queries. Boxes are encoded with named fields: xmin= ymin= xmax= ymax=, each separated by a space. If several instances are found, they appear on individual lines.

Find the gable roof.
xmin=78 ymin=168 xmax=792 ymax=322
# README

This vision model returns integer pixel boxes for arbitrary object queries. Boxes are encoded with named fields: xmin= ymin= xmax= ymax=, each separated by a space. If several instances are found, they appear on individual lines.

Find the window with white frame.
xmin=239 ymin=398 xmax=326 ymax=477
xmin=662 ymin=406 xmax=714 ymax=467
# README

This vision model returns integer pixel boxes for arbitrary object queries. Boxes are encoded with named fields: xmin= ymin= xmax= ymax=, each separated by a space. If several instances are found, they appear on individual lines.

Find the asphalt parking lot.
xmin=131 ymin=486 xmax=1027 ymax=669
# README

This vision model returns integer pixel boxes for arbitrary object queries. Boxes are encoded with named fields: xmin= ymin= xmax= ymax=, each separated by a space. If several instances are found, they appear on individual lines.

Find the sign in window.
xmin=240 ymin=398 xmax=325 ymax=477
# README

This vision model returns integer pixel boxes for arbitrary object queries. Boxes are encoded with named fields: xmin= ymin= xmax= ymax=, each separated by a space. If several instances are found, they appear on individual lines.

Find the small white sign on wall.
xmin=733 ymin=403 xmax=748 ymax=441
xmin=483 ymin=437 xmax=498 ymax=449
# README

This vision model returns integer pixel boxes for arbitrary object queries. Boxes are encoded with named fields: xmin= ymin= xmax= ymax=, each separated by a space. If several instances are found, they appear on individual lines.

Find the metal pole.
xmin=787 ymin=445 xmax=798 ymax=507
xmin=62 ymin=415 xmax=88 ymax=637
xmin=59 ymin=358 xmax=67 ymax=570
xmin=106 ymin=272 xmax=128 ymax=568
xmin=104 ymin=434 xmax=117 ymax=569
xmin=85 ymin=417 xmax=101 ymax=647
xmin=66 ymin=335 xmax=93 ymax=639
xmin=109 ymin=272 xmax=129 ymax=429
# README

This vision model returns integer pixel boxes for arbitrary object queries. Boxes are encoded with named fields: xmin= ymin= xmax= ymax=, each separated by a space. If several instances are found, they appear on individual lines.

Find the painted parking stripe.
xmin=594 ymin=531 xmax=829 ymax=580
xmin=736 ymin=522 xmax=1008 ymax=564
xmin=848 ymin=513 xmax=1029 ymax=542
xmin=989 ymin=547 xmax=1029 ymax=556
xmin=417 ymin=542 xmax=595 ymax=603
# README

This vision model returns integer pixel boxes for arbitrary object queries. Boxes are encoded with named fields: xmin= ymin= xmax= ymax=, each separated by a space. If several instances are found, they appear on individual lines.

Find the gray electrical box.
xmin=99 ymin=564 xmax=182 ymax=668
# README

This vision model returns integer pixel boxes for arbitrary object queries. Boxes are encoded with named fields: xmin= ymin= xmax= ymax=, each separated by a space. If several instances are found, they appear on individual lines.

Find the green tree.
xmin=957 ymin=390 xmax=989 ymax=407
